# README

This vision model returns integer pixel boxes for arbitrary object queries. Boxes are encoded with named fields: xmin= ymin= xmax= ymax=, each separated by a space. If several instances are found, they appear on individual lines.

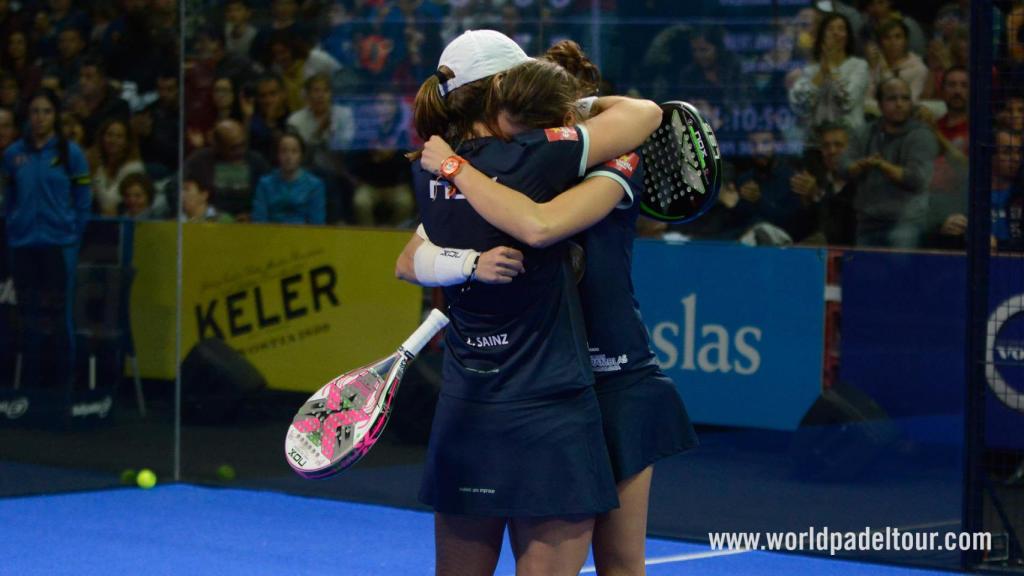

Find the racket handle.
xmin=399 ymin=308 xmax=450 ymax=357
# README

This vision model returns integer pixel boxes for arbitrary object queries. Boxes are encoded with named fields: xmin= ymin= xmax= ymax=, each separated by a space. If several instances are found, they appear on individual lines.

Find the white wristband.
xmin=575 ymin=96 xmax=598 ymax=119
xmin=413 ymin=239 xmax=480 ymax=286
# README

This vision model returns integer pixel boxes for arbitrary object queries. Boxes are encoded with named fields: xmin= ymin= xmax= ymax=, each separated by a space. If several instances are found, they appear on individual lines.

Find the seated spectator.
xmin=268 ymin=32 xmax=307 ymax=112
xmin=180 ymin=177 xmax=234 ymax=223
xmin=224 ymin=0 xmax=258 ymax=58
xmin=61 ymin=110 xmax=84 ymax=145
xmin=930 ymin=129 xmax=1020 ymax=251
xmin=0 ymin=106 xmax=17 ymax=156
xmin=922 ymin=66 xmax=969 ymax=248
xmin=50 ymin=26 xmax=86 ymax=91
xmin=0 ymin=72 xmax=19 ymax=111
xmin=118 ymin=172 xmax=158 ymax=219
xmin=88 ymin=118 xmax=145 ymax=216
xmin=789 ymin=13 xmax=869 ymax=137
xmin=287 ymin=73 xmax=355 ymax=156
xmin=732 ymin=129 xmax=813 ymax=243
xmin=856 ymin=0 xmax=927 ymax=58
xmin=66 ymin=56 xmax=130 ymax=148
xmin=48 ymin=0 xmax=91 ymax=37
xmin=186 ymin=75 xmax=244 ymax=153
xmin=997 ymin=93 xmax=1024 ymax=133
xmin=248 ymin=74 xmax=291 ymax=164
xmin=349 ymin=92 xmax=415 ymax=227
xmin=133 ymin=67 xmax=181 ymax=173
xmin=185 ymin=26 xmax=261 ymax=143
xmin=841 ymin=76 xmax=939 ymax=248
xmin=249 ymin=0 xmax=310 ymax=68
xmin=252 ymin=132 xmax=325 ymax=225
xmin=4 ymin=30 xmax=42 ymax=101
xmin=790 ymin=122 xmax=857 ymax=244
xmin=183 ymin=119 xmax=271 ymax=220
xmin=287 ymin=73 xmax=355 ymax=222
xmin=866 ymin=19 xmax=927 ymax=109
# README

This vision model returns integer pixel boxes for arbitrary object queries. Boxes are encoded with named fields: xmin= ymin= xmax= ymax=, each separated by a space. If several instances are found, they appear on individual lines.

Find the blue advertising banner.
xmin=632 ymin=241 xmax=827 ymax=430
xmin=839 ymin=250 xmax=1024 ymax=449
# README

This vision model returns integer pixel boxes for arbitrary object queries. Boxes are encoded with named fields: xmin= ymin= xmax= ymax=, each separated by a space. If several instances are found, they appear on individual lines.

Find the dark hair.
xmin=119 ymin=172 xmax=155 ymax=205
xmin=876 ymin=18 xmax=910 ymax=49
xmin=80 ymin=54 xmax=107 ymax=76
xmin=25 ymin=88 xmax=69 ymax=174
xmin=815 ymin=120 xmax=849 ymax=137
xmin=413 ymin=65 xmax=504 ymax=144
xmin=542 ymin=40 xmax=601 ymax=97
xmin=875 ymin=75 xmax=909 ymax=102
xmin=497 ymin=59 xmax=577 ymax=130
xmin=942 ymin=65 xmax=969 ymax=87
xmin=813 ymin=13 xmax=855 ymax=61
xmin=277 ymin=129 xmax=305 ymax=155
xmin=303 ymin=72 xmax=331 ymax=94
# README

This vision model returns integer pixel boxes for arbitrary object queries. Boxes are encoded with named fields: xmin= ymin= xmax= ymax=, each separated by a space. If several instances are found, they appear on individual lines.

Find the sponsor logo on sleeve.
xmin=603 ymin=152 xmax=640 ymax=178
xmin=429 ymin=178 xmax=465 ymax=201
xmin=545 ymin=127 xmax=578 ymax=142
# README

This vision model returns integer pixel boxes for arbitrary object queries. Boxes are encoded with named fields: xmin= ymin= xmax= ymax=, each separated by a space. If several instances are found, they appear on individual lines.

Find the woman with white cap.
xmin=398 ymin=30 xmax=662 ymax=575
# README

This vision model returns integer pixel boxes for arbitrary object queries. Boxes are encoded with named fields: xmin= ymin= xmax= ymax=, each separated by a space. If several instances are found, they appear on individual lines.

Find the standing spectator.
xmin=789 ymin=13 xmax=869 ymax=138
xmin=866 ymin=19 xmax=927 ymax=107
xmin=252 ymin=132 xmax=325 ymax=224
xmin=842 ymin=77 xmax=939 ymax=248
xmin=224 ymin=0 xmax=258 ymax=58
xmin=67 ymin=56 xmax=130 ymax=148
xmin=183 ymin=119 xmax=271 ymax=220
xmin=132 ymin=67 xmax=181 ymax=174
xmin=88 ymin=117 xmax=145 ymax=216
xmin=248 ymin=74 xmax=291 ymax=163
xmin=0 ymin=106 xmax=17 ymax=156
xmin=2 ymin=89 xmax=91 ymax=392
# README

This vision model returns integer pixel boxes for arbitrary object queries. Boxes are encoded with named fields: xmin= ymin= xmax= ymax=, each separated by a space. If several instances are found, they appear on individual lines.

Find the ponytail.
xmin=413 ymin=66 xmax=453 ymax=142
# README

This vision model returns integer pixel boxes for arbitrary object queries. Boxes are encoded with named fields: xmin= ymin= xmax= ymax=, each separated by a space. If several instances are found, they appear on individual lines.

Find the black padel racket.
xmin=639 ymin=100 xmax=722 ymax=222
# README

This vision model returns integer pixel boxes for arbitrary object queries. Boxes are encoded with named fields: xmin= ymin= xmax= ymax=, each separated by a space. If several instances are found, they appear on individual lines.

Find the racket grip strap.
xmin=400 ymin=309 xmax=450 ymax=357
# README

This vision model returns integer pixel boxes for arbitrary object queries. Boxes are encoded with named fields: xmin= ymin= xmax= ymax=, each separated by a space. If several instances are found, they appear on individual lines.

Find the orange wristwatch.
xmin=439 ymin=155 xmax=467 ymax=179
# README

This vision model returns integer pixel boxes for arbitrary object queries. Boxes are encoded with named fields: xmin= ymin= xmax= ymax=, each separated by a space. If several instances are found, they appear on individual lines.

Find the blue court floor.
xmin=0 ymin=484 xmax=961 ymax=575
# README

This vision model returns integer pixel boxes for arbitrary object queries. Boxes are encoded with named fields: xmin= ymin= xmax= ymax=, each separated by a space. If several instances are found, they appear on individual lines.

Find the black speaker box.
xmin=790 ymin=382 xmax=900 ymax=481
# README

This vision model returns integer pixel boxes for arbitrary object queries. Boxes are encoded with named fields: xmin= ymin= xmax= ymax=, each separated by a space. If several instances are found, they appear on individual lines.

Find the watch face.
xmin=442 ymin=158 xmax=457 ymax=174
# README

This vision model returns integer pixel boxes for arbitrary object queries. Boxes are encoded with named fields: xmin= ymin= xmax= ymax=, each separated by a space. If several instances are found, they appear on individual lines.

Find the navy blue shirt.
xmin=2 ymin=136 xmax=91 ymax=247
xmin=577 ymin=151 xmax=662 ymax=389
xmin=414 ymin=126 xmax=594 ymax=402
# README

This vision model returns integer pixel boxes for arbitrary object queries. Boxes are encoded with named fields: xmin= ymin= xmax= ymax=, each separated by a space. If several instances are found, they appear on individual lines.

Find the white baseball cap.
xmin=437 ymin=30 xmax=532 ymax=96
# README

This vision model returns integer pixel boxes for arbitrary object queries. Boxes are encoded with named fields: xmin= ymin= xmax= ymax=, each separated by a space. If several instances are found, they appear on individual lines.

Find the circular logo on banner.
xmin=986 ymin=294 xmax=1024 ymax=414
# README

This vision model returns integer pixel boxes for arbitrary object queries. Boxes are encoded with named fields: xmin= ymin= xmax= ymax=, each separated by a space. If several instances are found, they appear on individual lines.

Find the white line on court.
xmin=579 ymin=548 xmax=752 ymax=573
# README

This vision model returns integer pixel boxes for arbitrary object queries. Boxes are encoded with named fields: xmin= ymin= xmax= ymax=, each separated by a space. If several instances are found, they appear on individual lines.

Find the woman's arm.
xmin=395 ymin=229 xmax=526 ymax=286
xmin=421 ymin=136 xmax=628 ymax=248
xmin=582 ymin=96 xmax=661 ymax=168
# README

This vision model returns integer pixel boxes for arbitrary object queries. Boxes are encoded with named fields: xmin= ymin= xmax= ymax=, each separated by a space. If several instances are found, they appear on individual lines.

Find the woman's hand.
xmin=420 ymin=135 xmax=456 ymax=175
xmin=474 ymin=246 xmax=526 ymax=284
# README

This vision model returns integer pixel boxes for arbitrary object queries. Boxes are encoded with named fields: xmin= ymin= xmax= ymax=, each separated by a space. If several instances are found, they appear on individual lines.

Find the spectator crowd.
xmin=0 ymin=0 xmax=1015 ymax=251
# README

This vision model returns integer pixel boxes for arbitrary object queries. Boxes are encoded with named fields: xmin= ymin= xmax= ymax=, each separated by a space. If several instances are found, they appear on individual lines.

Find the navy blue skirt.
xmin=419 ymin=386 xmax=619 ymax=517
xmin=595 ymin=372 xmax=698 ymax=482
